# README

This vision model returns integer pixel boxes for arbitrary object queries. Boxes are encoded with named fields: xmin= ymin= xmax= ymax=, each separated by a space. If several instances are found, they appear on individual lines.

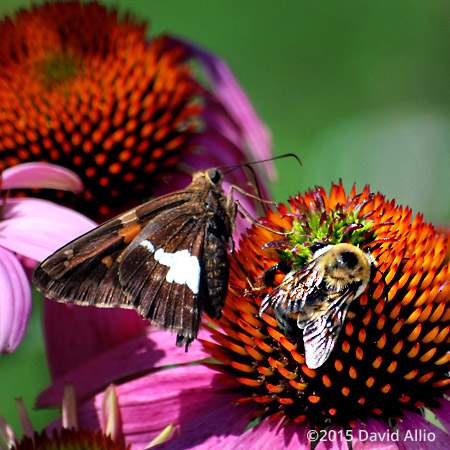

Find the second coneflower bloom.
xmin=39 ymin=183 xmax=450 ymax=449
xmin=0 ymin=1 xmax=272 ymax=221
xmin=7 ymin=0 xmax=273 ymax=379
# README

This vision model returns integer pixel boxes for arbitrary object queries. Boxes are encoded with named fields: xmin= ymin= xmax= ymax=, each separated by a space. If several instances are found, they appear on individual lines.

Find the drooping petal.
xmin=352 ymin=420 xmax=401 ymax=449
xmin=2 ymin=162 xmax=83 ymax=193
xmin=199 ymin=419 xmax=310 ymax=450
xmin=43 ymin=303 xmax=149 ymax=381
xmin=0 ymin=411 xmax=16 ymax=448
xmin=396 ymin=411 xmax=450 ymax=450
xmin=155 ymin=402 xmax=255 ymax=450
xmin=435 ymin=398 xmax=450 ymax=435
xmin=0 ymin=198 xmax=95 ymax=262
xmin=45 ymin=365 xmax=242 ymax=450
xmin=100 ymin=385 xmax=122 ymax=442
xmin=175 ymin=39 xmax=274 ymax=178
xmin=0 ymin=247 xmax=31 ymax=354
xmin=38 ymin=327 xmax=211 ymax=406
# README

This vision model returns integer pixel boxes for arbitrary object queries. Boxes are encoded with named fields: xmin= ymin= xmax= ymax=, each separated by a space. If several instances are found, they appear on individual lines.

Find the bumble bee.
xmin=260 ymin=243 xmax=375 ymax=369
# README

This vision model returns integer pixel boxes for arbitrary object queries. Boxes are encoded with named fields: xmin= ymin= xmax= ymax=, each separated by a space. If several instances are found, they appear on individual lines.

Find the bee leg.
xmin=263 ymin=261 xmax=293 ymax=287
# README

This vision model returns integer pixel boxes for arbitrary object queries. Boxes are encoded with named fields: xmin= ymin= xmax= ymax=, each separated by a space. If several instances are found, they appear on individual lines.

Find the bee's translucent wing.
xmin=260 ymin=260 xmax=323 ymax=318
xmin=300 ymin=291 xmax=355 ymax=369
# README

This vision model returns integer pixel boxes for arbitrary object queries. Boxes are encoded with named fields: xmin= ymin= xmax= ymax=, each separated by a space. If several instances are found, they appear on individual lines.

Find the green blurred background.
xmin=0 ymin=0 xmax=449 ymax=436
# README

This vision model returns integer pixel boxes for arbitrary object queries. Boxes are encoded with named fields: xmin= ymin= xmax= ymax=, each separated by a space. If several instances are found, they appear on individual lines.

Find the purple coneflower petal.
xmin=0 ymin=247 xmax=31 ymax=354
xmin=435 ymin=399 xmax=450 ymax=435
xmin=43 ymin=303 xmax=149 ymax=380
xmin=156 ymin=401 xmax=255 ymax=450
xmin=0 ymin=198 xmax=95 ymax=262
xmin=396 ymin=411 xmax=450 ymax=449
xmin=177 ymin=40 xmax=274 ymax=178
xmin=38 ymin=328 xmax=211 ymax=406
xmin=44 ymin=365 xmax=242 ymax=450
xmin=2 ymin=162 xmax=83 ymax=193
xmin=200 ymin=418 xmax=310 ymax=450
xmin=352 ymin=420 xmax=401 ymax=450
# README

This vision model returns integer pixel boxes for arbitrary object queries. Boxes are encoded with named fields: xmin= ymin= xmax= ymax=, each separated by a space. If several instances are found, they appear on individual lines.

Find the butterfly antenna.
xmin=238 ymin=163 xmax=268 ymax=214
xmin=222 ymin=153 xmax=302 ymax=214
xmin=220 ymin=153 xmax=302 ymax=174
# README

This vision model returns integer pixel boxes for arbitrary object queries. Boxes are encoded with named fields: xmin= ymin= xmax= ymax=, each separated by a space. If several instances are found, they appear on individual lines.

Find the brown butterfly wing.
xmin=33 ymin=171 xmax=233 ymax=346
xmin=32 ymin=189 xmax=196 ymax=307
xmin=117 ymin=203 xmax=207 ymax=345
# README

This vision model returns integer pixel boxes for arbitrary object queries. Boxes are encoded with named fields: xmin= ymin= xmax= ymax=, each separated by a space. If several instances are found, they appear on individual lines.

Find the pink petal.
xmin=352 ymin=420 xmax=401 ymax=449
xmin=201 ymin=93 xmax=246 ymax=152
xmin=179 ymin=41 xmax=274 ymax=177
xmin=2 ymin=162 xmax=83 ymax=193
xmin=0 ymin=247 xmax=31 ymax=354
xmin=156 ymin=402 xmax=255 ymax=450
xmin=166 ymin=37 xmax=274 ymax=180
xmin=396 ymin=411 xmax=450 ymax=449
xmin=314 ymin=425 xmax=351 ymax=450
xmin=43 ymin=303 xmax=149 ymax=381
xmin=38 ymin=327 xmax=211 ymax=406
xmin=435 ymin=398 xmax=450 ymax=434
xmin=206 ymin=419 xmax=310 ymax=450
xmin=47 ymin=365 xmax=242 ymax=450
xmin=0 ymin=198 xmax=95 ymax=262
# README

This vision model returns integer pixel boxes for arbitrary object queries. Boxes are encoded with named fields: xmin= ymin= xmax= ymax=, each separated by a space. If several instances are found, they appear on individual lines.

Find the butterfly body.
xmin=260 ymin=243 xmax=375 ymax=369
xmin=33 ymin=169 xmax=235 ymax=347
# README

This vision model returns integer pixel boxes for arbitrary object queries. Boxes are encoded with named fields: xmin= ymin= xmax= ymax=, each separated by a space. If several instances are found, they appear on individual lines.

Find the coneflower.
xmin=0 ymin=1 xmax=272 ymax=221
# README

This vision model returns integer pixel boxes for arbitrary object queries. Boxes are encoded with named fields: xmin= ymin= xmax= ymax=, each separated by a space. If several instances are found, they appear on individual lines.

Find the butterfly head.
xmin=191 ymin=168 xmax=225 ymax=191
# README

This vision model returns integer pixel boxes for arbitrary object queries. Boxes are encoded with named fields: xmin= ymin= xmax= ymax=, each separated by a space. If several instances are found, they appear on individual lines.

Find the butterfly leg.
xmin=232 ymin=197 xmax=291 ymax=237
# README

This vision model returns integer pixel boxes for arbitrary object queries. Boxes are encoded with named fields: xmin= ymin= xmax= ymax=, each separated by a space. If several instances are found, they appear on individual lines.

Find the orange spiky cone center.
xmin=0 ymin=1 xmax=203 ymax=219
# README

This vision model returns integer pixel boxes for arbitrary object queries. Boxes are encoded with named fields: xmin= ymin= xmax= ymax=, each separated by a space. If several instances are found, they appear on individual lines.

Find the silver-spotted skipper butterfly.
xmin=34 ymin=154 xmax=301 ymax=347
xmin=33 ymin=168 xmax=237 ymax=347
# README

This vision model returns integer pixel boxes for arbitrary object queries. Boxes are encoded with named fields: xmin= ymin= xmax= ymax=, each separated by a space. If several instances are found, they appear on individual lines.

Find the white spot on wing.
xmin=140 ymin=240 xmax=155 ymax=252
xmin=154 ymin=248 xmax=200 ymax=294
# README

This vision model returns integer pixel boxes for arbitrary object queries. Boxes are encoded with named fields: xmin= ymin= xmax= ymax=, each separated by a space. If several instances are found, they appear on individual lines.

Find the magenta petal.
xmin=352 ymin=420 xmax=400 ymax=450
xmin=156 ymin=403 xmax=254 ymax=450
xmin=2 ymin=162 xmax=83 ymax=193
xmin=42 ymin=302 xmax=149 ymax=381
xmin=186 ymin=43 xmax=274 ymax=173
xmin=435 ymin=398 xmax=450 ymax=434
xmin=168 ymin=38 xmax=273 ymax=177
xmin=0 ymin=247 xmax=31 ymax=354
xmin=396 ymin=411 xmax=450 ymax=449
xmin=314 ymin=425 xmax=349 ymax=450
xmin=46 ymin=365 xmax=244 ymax=449
xmin=209 ymin=419 xmax=310 ymax=450
xmin=38 ymin=326 xmax=211 ymax=406
xmin=0 ymin=198 xmax=95 ymax=262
